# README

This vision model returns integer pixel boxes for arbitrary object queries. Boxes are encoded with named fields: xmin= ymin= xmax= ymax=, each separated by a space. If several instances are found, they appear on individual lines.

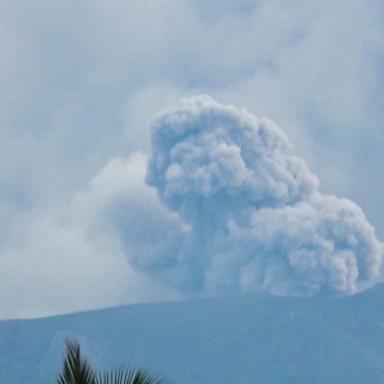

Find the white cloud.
xmin=0 ymin=0 xmax=383 ymax=317
xmin=0 ymin=153 xmax=179 ymax=319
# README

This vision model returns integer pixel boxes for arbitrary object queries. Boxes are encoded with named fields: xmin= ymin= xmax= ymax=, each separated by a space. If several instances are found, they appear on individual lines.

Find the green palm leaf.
xmin=57 ymin=339 xmax=97 ymax=384
xmin=96 ymin=367 xmax=163 ymax=384
xmin=57 ymin=339 xmax=166 ymax=384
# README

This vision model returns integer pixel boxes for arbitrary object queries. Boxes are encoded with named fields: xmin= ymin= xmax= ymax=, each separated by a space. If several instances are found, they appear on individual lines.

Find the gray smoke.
xmin=123 ymin=96 xmax=383 ymax=296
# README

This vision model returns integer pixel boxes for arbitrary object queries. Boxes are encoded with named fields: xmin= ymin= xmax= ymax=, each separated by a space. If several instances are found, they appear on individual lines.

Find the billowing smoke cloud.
xmin=121 ymin=96 xmax=383 ymax=296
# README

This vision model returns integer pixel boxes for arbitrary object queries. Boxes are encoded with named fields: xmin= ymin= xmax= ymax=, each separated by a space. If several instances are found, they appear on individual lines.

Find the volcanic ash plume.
xmin=125 ymin=96 xmax=384 ymax=296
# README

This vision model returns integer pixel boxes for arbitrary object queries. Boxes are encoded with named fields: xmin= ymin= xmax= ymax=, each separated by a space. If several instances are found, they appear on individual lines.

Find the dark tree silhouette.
xmin=58 ymin=340 xmax=96 ymax=384
xmin=57 ymin=339 xmax=164 ymax=384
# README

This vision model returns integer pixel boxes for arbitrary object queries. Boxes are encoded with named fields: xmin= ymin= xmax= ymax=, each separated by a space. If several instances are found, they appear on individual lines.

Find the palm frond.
xmin=58 ymin=339 xmax=97 ymax=384
xmin=96 ymin=367 xmax=163 ymax=384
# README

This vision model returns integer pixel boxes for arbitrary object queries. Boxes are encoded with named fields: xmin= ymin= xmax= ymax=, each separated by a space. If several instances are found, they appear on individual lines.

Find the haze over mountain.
xmin=2 ymin=283 xmax=384 ymax=384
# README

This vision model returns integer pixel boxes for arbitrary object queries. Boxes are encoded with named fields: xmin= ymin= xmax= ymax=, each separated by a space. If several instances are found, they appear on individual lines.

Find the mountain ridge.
xmin=2 ymin=283 xmax=384 ymax=384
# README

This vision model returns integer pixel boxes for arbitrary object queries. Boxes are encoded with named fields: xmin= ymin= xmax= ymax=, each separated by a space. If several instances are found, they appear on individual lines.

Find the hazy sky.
xmin=1 ymin=0 xmax=383 ymax=319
